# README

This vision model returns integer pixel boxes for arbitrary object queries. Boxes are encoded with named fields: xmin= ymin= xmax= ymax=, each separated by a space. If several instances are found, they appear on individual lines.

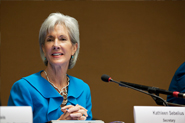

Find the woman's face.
xmin=42 ymin=24 xmax=77 ymax=67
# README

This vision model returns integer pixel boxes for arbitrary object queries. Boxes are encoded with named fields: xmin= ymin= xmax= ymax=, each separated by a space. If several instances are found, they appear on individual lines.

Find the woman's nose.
xmin=53 ymin=40 xmax=60 ymax=50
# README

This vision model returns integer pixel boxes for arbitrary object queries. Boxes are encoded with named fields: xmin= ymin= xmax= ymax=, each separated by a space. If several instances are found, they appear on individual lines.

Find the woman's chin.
xmin=48 ymin=61 xmax=69 ymax=67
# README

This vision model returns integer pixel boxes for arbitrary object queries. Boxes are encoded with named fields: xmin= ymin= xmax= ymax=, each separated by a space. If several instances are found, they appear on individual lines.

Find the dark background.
xmin=1 ymin=1 xmax=185 ymax=123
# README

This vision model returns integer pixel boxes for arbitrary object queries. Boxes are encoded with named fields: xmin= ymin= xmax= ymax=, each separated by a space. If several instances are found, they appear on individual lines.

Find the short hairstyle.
xmin=39 ymin=12 xmax=80 ymax=69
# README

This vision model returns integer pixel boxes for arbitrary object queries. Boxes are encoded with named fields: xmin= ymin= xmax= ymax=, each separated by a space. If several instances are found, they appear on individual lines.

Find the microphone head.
xmin=101 ymin=74 xmax=112 ymax=82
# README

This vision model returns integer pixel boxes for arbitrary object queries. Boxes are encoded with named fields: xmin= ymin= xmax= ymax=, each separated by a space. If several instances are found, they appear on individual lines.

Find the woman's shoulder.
xmin=68 ymin=75 xmax=86 ymax=83
xmin=67 ymin=75 xmax=91 ymax=98
xmin=13 ymin=71 xmax=43 ymax=86
xmin=68 ymin=75 xmax=90 ymax=88
xmin=23 ymin=71 xmax=42 ymax=80
xmin=68 ymin=75 xmax=83 ymax=81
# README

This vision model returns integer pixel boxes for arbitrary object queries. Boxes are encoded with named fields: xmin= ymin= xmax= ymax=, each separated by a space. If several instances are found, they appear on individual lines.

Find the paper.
xmin=0 ymin=106 xmax=33 ymax=123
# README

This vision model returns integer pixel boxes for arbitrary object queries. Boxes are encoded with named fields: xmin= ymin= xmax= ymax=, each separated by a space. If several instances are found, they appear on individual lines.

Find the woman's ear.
xmin=72 ymin=43 xmax=78 ymax=55
xmin=42 ymin=44 xmax=46 ymax=56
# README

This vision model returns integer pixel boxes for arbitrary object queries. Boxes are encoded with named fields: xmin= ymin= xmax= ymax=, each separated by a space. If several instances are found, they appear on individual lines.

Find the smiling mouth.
xmin=52 ymin=53 xmax=64 ymax=56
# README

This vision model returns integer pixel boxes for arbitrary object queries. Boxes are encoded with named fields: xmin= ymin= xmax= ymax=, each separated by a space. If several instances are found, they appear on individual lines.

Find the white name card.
xmin=134 ymin=106 xmax=185 ymax=123
xmin=0 ymin=106 xmax=33 ymax=123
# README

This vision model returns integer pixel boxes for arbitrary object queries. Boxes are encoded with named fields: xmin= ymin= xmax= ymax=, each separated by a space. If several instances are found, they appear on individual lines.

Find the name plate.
xmin=0 ymin=106 xmax=33 ymax=123
xmin=134 ymin=106 xmax=185 ymax=123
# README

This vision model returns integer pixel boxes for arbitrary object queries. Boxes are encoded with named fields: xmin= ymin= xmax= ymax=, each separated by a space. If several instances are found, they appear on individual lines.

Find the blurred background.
xmin=1 ymin=1 xmax=185 ymax=123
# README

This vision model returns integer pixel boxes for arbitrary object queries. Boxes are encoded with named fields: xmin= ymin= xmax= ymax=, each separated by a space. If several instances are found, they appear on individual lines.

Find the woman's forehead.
xmin=47 ymin=24 xmax=69 ymax=35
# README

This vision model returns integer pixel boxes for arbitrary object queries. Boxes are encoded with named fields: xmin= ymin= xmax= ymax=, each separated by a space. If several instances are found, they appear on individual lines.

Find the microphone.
xmin=101 ymin=74 xmax=185 ymax=99
xmin=101 ymin=74 xmax=112 ymax=82
xmin=101 ymin=74 xmax=168 ymax=106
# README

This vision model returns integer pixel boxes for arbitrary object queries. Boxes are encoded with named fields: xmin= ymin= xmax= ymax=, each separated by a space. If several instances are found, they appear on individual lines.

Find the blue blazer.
xmin=8 ymin=71 xmax=92 ymax=122
xmin=167 ymin=62 xmax=185 ymax=105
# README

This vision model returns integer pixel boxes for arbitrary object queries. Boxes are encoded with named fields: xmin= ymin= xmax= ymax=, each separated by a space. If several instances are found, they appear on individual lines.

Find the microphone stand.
xmin=147 ymin=86 xmax=167 ymax=106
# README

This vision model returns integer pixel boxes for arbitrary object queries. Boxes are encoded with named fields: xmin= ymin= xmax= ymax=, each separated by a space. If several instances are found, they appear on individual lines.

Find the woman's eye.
xmin=58 ymin=37 xmax=67 ymax=41
xmin=59 ymin=35 xmax=67 ymax=41
xmin=61 ymin=38 xmax=67 ymax=41
xmin=47 ymin=39 xmax=53 ymax=41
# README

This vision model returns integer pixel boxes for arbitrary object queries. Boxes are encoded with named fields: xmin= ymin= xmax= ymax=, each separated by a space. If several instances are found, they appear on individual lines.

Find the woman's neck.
xmin=44 ymin=63 xmax=68 ymax=89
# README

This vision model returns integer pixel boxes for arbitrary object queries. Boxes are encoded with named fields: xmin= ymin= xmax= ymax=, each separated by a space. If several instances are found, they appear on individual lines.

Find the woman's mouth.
xmin=52 ymin=53 xmax=64 ymax=56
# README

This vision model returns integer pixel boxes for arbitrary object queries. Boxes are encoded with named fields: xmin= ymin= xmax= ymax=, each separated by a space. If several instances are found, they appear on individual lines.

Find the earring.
xmin=71 ymin=55 xmax=74 ymax=59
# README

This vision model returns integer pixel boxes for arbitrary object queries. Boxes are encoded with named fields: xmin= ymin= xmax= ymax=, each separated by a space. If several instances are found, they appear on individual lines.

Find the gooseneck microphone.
xmin=101 ymin=74 xmax=185 ymax=99
xmin=101 ymin=74 xmax=168 ymax=106
xmin=101 ymin=74 xmax=185 ymax=106
xmin=102 ymin=74 xmax=178 ymax=106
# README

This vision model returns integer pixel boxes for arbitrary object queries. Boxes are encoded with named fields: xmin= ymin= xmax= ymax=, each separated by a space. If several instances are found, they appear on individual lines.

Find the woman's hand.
xmin=58 ymin=104 xmax=88 ymax=120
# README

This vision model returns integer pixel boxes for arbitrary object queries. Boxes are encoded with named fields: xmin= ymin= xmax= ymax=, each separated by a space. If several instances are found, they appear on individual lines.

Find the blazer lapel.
xmin=67 ymin=75 xmax=84 ymax=105
xmin=23 ymin=71 xmax=63 ymax=120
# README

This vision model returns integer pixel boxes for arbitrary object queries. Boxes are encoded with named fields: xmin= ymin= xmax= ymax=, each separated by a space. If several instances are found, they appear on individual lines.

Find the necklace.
xmin=43 ymin=70 xmax=69 ymax=105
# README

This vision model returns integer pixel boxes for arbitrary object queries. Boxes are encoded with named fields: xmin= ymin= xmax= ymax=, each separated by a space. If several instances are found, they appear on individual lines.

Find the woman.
xmin=8 ymin=12 xmax=92 ymax=122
